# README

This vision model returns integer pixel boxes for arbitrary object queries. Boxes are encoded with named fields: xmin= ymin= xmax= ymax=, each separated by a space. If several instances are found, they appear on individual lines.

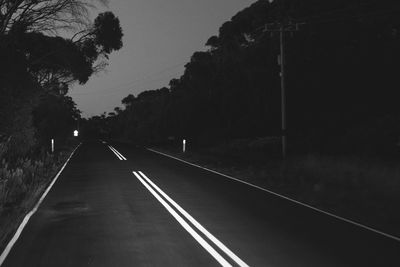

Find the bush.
xmin=0 ymin=148 xmax=66 ymax=213
xmin=0 ymin=142 xmax=74 ymax=248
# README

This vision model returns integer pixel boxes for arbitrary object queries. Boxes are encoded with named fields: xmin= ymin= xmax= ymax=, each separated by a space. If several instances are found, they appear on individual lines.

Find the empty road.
xmin=1 ymin=141 xmax=400 ymax=266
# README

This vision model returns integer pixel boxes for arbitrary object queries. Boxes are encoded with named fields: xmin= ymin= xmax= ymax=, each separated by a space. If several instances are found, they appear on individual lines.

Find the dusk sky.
xmin=68 ymin=0 xmax=257 ymax=117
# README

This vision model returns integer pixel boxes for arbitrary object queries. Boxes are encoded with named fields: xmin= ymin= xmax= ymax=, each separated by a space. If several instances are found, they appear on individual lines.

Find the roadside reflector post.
xmin=51 ymin=139 xmax=54 ymax=153
xmin=183 ymin=139 xmax=186 ymax=153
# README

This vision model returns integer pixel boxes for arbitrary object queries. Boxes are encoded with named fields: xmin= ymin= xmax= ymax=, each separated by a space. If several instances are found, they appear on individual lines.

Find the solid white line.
xmin=132 ymin=172 xmax=232 ymax=267
xmin=108 ymin=145 xmax=123 ymax=160
xmin=110 ymin=145 xmax=127 ymax=160
xmin=108 ymin=146 xmax=122 ymax=160
xmin=110 ymin=145 xmax=125 ymax=160
xmin=147 ymin=148 xmax=400 ymax=243
xmin=0 ymin=143 xmax=82 ymax=266
xmin=138 ymin=171 xmax=249 ymax=267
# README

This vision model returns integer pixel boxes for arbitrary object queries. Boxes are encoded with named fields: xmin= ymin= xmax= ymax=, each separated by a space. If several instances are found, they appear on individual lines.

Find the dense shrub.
xmin=0 ymin=141 xmax=67 ymax=214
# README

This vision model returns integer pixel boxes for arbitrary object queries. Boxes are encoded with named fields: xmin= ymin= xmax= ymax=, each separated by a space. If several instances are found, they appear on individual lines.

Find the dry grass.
xmin=0 ymin=146 xmax=75 ymax=252
xmin=154 ymin=139 xmax=400 ymax=237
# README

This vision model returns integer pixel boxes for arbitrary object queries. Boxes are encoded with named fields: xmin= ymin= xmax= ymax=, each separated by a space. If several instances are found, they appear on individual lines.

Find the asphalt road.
xmin=2 ymin=141 xmax=400 ymax=266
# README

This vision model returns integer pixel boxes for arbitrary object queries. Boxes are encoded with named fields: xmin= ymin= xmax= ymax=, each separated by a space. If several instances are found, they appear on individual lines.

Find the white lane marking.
xmin=108 ymin=145 xmax=127 ymax=161
xmin=109 ymin=145 xmax=127 ymax=160
xmin=108 ymin=145 xmax=123 ymax=160
xmin=132 ymin=172 xmax=232 ymax=267
xmin=147 ymin=148 xmax=400 ymax=243
xmin=109 ymin=146 xmax=123 ymax=160
xmin=0 ymin=143 xmax=82 ymax=266
xmin=138 ymin=171 xmax=249 ymax=267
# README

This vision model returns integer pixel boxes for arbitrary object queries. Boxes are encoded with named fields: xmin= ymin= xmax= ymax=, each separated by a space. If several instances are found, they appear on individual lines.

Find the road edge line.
xmin=146 ymin=148 xmax=400 ymax=243
xmin=0 ymin=143 xmax=82 ymax=266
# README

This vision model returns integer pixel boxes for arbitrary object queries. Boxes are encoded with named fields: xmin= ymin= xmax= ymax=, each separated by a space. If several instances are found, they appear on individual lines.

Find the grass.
xmin=153 ymin=138 xmax=400 ymax=238
xmin=0 ymin=144 xmax=76 ymax=253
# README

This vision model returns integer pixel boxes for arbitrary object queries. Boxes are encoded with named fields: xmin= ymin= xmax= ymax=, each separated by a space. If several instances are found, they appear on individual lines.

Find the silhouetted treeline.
xmin=0 ymin=1 xmax=123 ymax=158
xmin=93 ymin=0 xmax=400 ymax=156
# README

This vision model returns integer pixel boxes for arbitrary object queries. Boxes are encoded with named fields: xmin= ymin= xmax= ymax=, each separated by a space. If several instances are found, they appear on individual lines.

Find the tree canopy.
xmin=0 ymin=0 xmax=123 ymax=155
xmin=85 ymin=0 xmax=400 ymax=156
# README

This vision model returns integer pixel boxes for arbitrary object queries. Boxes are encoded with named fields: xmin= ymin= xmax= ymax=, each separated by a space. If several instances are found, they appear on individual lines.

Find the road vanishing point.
xmin=1 ymin=141 xmax=400 ymax=266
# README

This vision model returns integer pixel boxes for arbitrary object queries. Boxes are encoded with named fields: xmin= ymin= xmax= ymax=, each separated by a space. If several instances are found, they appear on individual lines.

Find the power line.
xmin=301 ymin=9 xmax=400 ymax=26
xmin=72 ymin=74 xmax=181 ymax=97
xmin=292 ymin=2 xmax=374 ymax=24
xmin=261 ymin=4 xmax=400 ymax=158
xmin=71 ymin=62 xmax=185 ymax=96
xmin=294 ymin=3 xmax=400 ymax=26
xmin=70 ymin=61 xmax=186 ymax=96
xmin=248 ymin=3 xmax=400 ymax=41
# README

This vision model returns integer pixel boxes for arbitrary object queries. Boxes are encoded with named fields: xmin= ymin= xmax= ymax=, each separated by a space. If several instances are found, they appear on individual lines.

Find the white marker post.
xmin=183 ymin=139 xmax=186 ymax=153
xmin=51 ymin=139 xmax=54 ymax=153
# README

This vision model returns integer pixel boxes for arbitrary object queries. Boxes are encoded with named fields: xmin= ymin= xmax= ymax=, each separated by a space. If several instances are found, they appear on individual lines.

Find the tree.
xmin=17 ymin=11 xmax=123 ymax=91
xmin=122 ymin=94 xmax=136 ymax=108
xmin=0 ymin=0 xmax=108 ymax=35
xmin=32 ymin=95 xmax=81 ymax=144
xmin=1 ymin=1 xmax=123 ymax=93
xmin=19 ymin=33 xmax=94 ymax=87
xmin=114 ymin=107 xmax=122 ymax=115
xmin=93 ymin=11 xmax=123 ymax=54
xmin=1 ymin=0 xmax=123 ymax=154
xmin=101 ymin=0 xmax=400 ymax=155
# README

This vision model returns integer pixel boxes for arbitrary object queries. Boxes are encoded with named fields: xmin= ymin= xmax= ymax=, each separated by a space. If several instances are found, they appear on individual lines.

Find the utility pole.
xmin=264 ymin=21 xmax=302 ymax=158
xmin=279 ymin=26 xmax=287 ymax=158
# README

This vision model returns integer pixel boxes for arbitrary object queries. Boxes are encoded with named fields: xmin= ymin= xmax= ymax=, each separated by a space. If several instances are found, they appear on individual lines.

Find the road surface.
xmin=1 ymin=141 xmax=400 ymax=266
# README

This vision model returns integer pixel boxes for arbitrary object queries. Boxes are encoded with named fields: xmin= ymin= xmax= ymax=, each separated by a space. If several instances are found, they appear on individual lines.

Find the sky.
xmin=68 ymin=0 xmax=257 ymax=118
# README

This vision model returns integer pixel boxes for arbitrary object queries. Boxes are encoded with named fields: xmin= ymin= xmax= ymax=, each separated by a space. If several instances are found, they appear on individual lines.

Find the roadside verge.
xmin=0 ymin=143 xmax=81 ymax=265
xmin=147 ymin=147 xmax=400 ymax=243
